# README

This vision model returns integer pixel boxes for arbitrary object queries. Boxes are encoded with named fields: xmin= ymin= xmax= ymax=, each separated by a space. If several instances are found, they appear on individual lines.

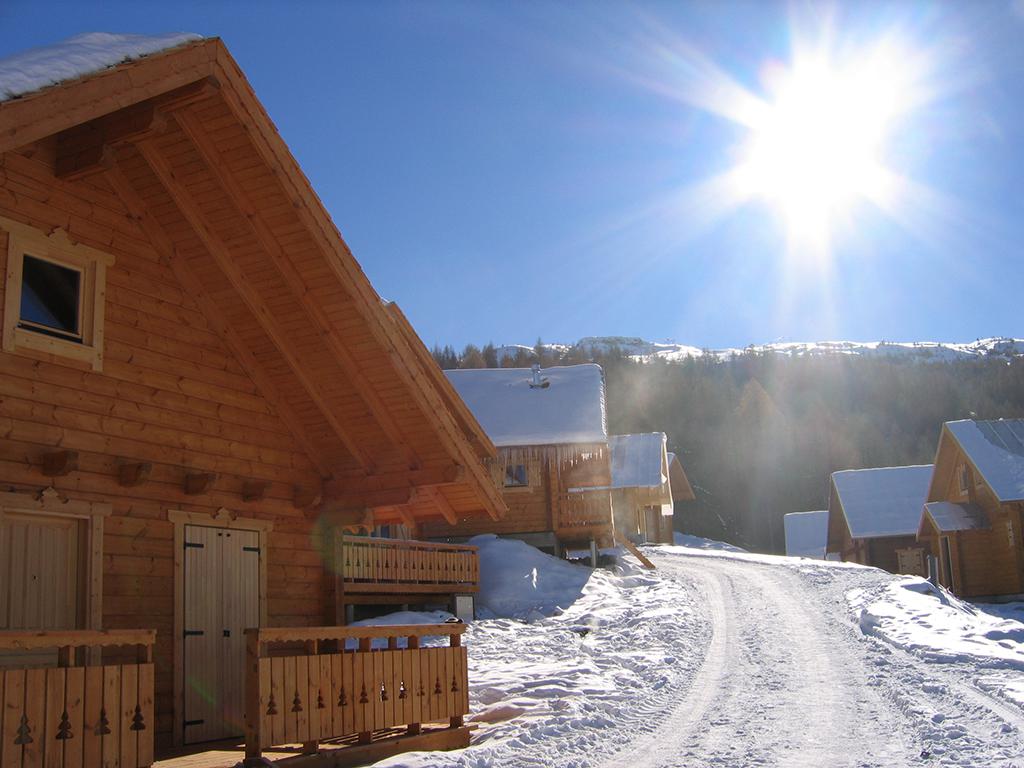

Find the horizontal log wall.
xmin=0 ymin=146 xmax=334 ymax=751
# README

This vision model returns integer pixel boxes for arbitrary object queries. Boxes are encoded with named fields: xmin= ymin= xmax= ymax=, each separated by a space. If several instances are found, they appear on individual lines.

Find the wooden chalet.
xmin=918 ymin=419 xmax=1024 ymax=599
xmin=825 ymin=465 xmax=931 ymax=576
xmin=0 ymin=32 xmax=508 ymax=767
xmin=609 ymin=433 xmax=674 ymax=545
xmin=666 ymin=452 xmax=695 ymax=535
xmin=421 ymin=364 xmax=615 ymax=556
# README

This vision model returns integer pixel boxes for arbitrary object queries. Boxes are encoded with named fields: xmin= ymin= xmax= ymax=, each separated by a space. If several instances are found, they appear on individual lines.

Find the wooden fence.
xmin=245 ymin=624 xmax=468 ymax=759
xmin=339 ymin=536 xmax=478 ymax=594
xmin=0 ymin=629 xmax=155 ymax=768
xmin=555 ymin=489 xmax=614 ymax=541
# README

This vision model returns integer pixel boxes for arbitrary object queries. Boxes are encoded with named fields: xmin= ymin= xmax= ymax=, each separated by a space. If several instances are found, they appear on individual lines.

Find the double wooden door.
xmin=183 ymin=525 xmax=260 ymax=744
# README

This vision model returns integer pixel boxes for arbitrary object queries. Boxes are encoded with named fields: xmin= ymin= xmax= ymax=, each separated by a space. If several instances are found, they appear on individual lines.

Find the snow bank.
xmin=849 ymin=577 xmax=1024 ymax=705
xmin=445 ymin=365 xmax=606 ymax=447
xmin=0 ymin=32 xmax=202 ymax=102
xmin=471 ymin=534 xmax=593 ymax=620
xmin=671 ymin=531 xmax=747 ymax=552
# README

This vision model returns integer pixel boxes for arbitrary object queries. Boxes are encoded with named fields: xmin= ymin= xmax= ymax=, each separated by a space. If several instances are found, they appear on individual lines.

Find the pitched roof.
xmin=666 ymin=452 xmax=696 ymax=501
xmin=784 ymin=510 xmax=828 ymax=558
xmin=921 ymin=501 xmax=990 ymax=534
xmin=0 ymin=34 xmax=505 ymax=524
xmin=609 ymin=433 xmax=667 ymax=489
xmin=945 ymin=419 xmax=1024 ymax=502
xmin=444 ymin=365 xmax=607 ymax=447
xmin=831 ymin=465 xmax=933 ymax=538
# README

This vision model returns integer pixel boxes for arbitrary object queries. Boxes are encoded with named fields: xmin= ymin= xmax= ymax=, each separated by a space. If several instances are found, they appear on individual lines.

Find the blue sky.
xmin=2 ymin=1 xmax=1022 ymax=349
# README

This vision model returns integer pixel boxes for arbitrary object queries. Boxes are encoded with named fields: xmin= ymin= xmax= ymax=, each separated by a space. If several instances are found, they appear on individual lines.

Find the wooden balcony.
xmin=337 ymin=537 xmax=478 ymax=606
xmin=0 ymin=629 xmax=156 ymax=768
xmin=554 ymin=488 xmax=615 ymax=546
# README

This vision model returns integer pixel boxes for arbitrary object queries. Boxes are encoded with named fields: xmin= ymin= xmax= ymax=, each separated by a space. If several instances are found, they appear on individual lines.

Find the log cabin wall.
xmin=0 ymin=143 xmax=336 ymax=750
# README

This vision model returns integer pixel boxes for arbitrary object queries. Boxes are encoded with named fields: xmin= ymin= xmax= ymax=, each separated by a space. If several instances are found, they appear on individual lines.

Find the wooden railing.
xmin=245 ymin=624 xmax=468 ymax=760
xmin=0 ymin=629 xmax=155 ymax=768
xmin=340 ymin=536 xmax=479 ymax=594
xmin=555 ymin=488 xmax=614 ymax=536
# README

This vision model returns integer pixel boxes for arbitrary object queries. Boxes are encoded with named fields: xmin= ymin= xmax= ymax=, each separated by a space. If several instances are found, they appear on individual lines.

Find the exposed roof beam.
xmin=211 ymin=53 xmax=508 ymax=522
xmin=420 ymin=485 xmax=458 ymax=525
xmin=133 ymin=138 xmax=374 ymax=472
xmin=103 ymin=164 xmax=333 ymax=478
xmin=172 ymin=107 xmax=418 ymax=469
xmin=322 ymin=463 xmax=464 ymax=501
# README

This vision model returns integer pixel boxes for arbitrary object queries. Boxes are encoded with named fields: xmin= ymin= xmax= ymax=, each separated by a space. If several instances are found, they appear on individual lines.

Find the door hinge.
xmin=183 ymin=630 xmax=204 ymax=637
xmin=183 ymin=719 xmax=205 ymax=727
xmin=242 ymin=546 xmax=260 ymax=553
xmin=184 ymin=541 xmax=204 ymax=549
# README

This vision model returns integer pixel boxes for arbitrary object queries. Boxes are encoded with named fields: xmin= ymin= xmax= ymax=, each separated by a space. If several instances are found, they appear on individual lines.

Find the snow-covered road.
xmin=612 ymin=548 xmax=1024 ymax=768
xmin=379 ymin=541 xmax=1024 ymax=768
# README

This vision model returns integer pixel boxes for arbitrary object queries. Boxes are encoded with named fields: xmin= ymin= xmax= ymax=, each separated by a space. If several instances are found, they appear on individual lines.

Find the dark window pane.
xmin=504 ymin=464 xmax=528 ymax=487
xmin=19 ymin=254 xmax=81 ymax=340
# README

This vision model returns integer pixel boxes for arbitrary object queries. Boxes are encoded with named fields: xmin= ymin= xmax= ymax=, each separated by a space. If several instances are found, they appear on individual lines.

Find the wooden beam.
xmin=117 ymin=462 xmax=152 ymax=487
xmin=421 ymin=486 xmax=458 ymax=526
xmin=210 ymin=53 xmax=509 ymax=521
xmin=133 ymin=138 xmax=375 ymax=472
xmin=184 ymin=472 xmax=216 ymax=495
xmin=173 ymin=107 xmax=419 ymax=468
xmin=318 ymin=505 xmax=374 ymax=529
xmin=41 ymin=450 xmax=78 ymax=477
xmin=103 ymin=164 xmax=333 ymax=478
xmin=241 ymin=480 xmax=268 ymax=502
xmin=319 ymin=485 xmax=412 ymax=511
xmin=323 ymin=464 xmax=464 ymax=500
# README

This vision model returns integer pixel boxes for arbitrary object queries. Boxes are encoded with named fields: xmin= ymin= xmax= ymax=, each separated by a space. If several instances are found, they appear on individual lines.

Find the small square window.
xmin=2 ymin=216 xmax=112 ymax=371
xmin=504 ymin=464 xmax=528 ymax=488
xmin=19 ymin=254 xmax=83 ymax=342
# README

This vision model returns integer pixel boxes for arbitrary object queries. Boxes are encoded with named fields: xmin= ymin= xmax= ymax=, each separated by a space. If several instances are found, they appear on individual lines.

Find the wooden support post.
xmin=183 ymin=472 xmax=217 ymax=495
xmin=41 ymin=450 xmax=78 ymax=477
xmin=117 ymin=462 xmax=152 ymax=487
xmin=244 ymin=631 xmax=262 ymax=762
xmin=590 ymin=538 xmax=599 ymax=568
xmin=242 ymin=480 xmax=268 ymax=502
xmin=449 ymin=632 xmax=463 ymax=728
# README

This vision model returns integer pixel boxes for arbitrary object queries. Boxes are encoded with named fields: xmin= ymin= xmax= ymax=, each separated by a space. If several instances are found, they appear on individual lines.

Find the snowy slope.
xmin=374 ymin=539 xmax=1024 ymax=767
xmin=498 ymin=336 xmax=1024 ymax=364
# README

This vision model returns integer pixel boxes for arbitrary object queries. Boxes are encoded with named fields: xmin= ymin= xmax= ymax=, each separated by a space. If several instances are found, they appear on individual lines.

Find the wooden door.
xmin=183 ymin=525 xmax=260 ymax=744
xmin=0 ymin=512 xmax=81 ymax=667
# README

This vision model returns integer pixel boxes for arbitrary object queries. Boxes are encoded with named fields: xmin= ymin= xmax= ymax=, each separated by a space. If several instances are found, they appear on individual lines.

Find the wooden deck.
xmin=154 ymin=726 xmax=472 ymax=767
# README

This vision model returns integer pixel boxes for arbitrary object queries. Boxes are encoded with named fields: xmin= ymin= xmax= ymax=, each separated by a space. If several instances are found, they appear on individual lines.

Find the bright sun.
xmin=734 ymin=44 xmax=912 ymax=248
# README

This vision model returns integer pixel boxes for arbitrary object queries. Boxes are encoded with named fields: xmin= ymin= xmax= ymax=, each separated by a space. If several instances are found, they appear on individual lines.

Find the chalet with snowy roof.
xmin=826 ymin=465 xmax=932 ymax=575
xmin=784 ymin=510 xmax=829 ymax=559
xmin=0 ymin=32 xmax=503 ymax=765
xmin=421 ymin=364 xmax=616 ymax=554
xmin=609 ymin=433 xmax=675 ymax=544
xmin=918 ymin=419 xmax=1024 ymax=598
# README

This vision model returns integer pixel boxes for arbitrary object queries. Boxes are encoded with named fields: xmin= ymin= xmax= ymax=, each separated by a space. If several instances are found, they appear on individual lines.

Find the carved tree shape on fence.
xmin=131 ymin=705 xmax=146 ymax=731
xmin=317 ymin=690 xmax=326 ymax=710
xmin=434 ymin=678 xmax=442 ymax=696
xmin=14 ymin=714 xmax=33 ymax=745
xmin=380 ymin=683 xmax=388 ymax=702
xmin=96 ymin=709 xmax=111 ymax=736
xmin=398 ymin=682 xmax=408 ymax=700
xmin=359 ymin=684 xmax=368 ymax=705
xmin=56 ymin=711 xmax=73 ymax=741
xmin=291 ymin=691 xmax=303 ymax=713
xmin=338 ymin=688 xmax=348 ymax=707
xmin=266 ymin=693 xmax=278 ymax=716
xmin=451 ymin=676 xmax=459 ymax=693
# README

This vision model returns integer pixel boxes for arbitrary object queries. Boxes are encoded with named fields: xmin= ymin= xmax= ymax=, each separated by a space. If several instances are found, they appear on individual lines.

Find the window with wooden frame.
xmin=957 ymin=463 xmax=970 ymax=497
xmin=2 ymin=216 xmax=112 ymax=371
xmin=504 ymin=463 xmax=529 ymax=488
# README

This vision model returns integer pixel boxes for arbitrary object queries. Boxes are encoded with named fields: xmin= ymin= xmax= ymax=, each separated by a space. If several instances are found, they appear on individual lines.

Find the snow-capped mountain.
xmin=498 ymin=336 xmax=1024 ymax=363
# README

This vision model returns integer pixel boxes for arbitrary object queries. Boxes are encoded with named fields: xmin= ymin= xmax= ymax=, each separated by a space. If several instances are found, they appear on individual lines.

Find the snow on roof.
xmin=831 ymin=465 xmax=933 ymax=539
xmin=444 ymin=365 xmax=607 ymax=447
xmin=609 ymin=433 xmax=667 ymax=488
xmin=923 ymin=501 xmax=990 ymax=533
xmin=0 ymin=32 xmax=202 ymax=103
xmin=946 ymin=419 xmax=1024 ymax=502
xmin=784 ymin=510 xmax=828 ymax=558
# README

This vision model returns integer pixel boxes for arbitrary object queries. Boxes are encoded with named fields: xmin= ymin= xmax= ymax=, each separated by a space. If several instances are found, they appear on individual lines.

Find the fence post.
xmin=244 ymin=630 xmax=262 ymax=763
xmin=449 ymin=633 xmax=463 ymax=729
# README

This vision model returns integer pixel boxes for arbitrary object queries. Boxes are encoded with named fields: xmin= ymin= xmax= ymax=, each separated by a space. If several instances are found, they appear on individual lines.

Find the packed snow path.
xmin=611 ymin=549 xmax=1024 ymax=768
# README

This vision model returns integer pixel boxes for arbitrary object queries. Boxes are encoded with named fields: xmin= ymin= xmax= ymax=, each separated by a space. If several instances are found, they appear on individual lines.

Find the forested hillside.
xmin=433 ymin=343 xmax=1024 ymax=552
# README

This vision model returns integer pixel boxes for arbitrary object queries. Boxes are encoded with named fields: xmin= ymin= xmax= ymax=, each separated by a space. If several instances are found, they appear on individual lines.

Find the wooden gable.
xmin=0 ymin=37 xmax=505 ymax=527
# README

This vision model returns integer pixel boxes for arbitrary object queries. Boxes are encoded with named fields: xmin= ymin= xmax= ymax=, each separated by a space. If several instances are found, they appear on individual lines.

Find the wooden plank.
xmin=81 ymin=666 xmax=103 ymax=768
xmin=63 ymin=667 xmax=85 ymax=768
xmin=294 ymin=655 xmax=309 ymax=744
xmin=255 ymin=657 xmax=272 ymax=752
xmin=269 ymin=657 xmax=284 ymax=747
xmin=102 ymin=665 xmax=121 ymax=768
xmin=341 ymin=652 xmax=354 ymax=738
xmin=282 ymin=657 xmax=296 ymax=745
xmin=43 ymin=668 xmax=66 ymax=768
xmin=23 ymin=667 xmax=47 ymax=768
xmin=2 ymin=669 xmax=25 ymax=768
xmin=119 ymin=664 xmax=138 ymax=768
xmin=136 ymin=663 xmax=154 ymax=768
xmin=372 ymin=651 xmax=384 ymax=731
